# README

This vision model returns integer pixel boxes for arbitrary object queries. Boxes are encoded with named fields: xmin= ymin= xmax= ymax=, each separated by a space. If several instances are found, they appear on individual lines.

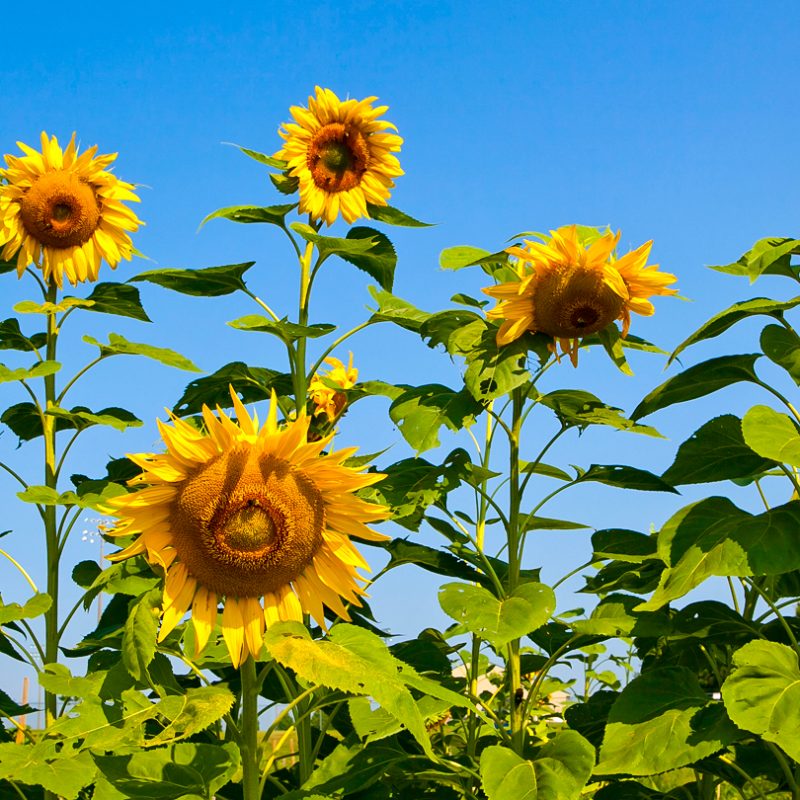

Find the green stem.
xmin=765 ymin=741 xmax=800 ymax=799
xmin=0 ymin=548 xmax=38 ymax=593
xmin=240 ymin=655 xmax=262 ymax=800
xmin=55 ymin=356 xmax=105 ymax=405
xmin=307 ymin=320 xmax=372 ymax=380
xmin=293 ymin=239 xmax=314 ymax=413
xmin=0 ymin=459 xmax=30 ymax=490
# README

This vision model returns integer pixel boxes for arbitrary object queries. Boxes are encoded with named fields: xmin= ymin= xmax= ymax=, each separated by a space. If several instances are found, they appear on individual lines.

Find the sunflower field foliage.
xmin=0 ymin=88 xmax=799 ymax=800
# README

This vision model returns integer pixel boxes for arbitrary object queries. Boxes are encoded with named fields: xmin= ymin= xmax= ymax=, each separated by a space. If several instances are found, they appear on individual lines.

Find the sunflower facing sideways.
xmin=0 ymin=132 xmax=142 ymax=288
xmin=105 ymin=389 xmax=390 ymax=668
xmin=275 ymin=86 xmax=403 ymax=226
xmin=483 ymin=225 xmax=678 ymax=365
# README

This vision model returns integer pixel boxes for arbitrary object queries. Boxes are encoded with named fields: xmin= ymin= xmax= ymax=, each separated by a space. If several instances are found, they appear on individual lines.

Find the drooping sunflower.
xmin=483 ymin=225 xmax=678 ymax=365
xmin=0 ymin=132 xmax=142 ymax=288
xmin=308 ymin=353 xmax=358 ymax=421
xmin=105 ymin=389 xmax=390 ymax=668
xmin=275 ymin=86 xmax=403 ymax=226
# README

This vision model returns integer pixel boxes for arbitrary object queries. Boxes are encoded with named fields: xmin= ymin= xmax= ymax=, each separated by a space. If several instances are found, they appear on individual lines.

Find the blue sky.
xmin=1 ymin=1 xmax=799 ymax=699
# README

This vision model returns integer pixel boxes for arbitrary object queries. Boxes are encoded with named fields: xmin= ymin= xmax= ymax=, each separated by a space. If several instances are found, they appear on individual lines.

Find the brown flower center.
xmin=533 ymin=266 xmax=625 ymax=338
xmin=307 ymin=123 xmax=369 ymax=193
xmin=170 ymin=447 xmax=325 ymax=597
xmin=19 ymin=171 xmax=100 ymax=248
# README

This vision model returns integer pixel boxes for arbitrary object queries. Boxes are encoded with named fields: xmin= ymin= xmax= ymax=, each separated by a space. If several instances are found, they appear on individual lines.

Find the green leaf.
xmin=173 ymin=361 xmax=293 ymax=415
xmin=46 ymin=405 xmax=142 ymax=432
xmin=77 ymin=282 xmax=151 ymax=322
xmin=0 ymin=318 xmax=46 ymax=352
xmin=130 ymin=262 xmax=255 ymax=297
xmin=761 ymin=324 xmax=800 ymax=384
xmin=440 ymin=245 xmax=492 ymax=270
xmin=269 ymin=171 xmax=299 ymax=195
xmin=94 ymin=742 xmax=240 ymax=799
xmin=0 ymin=688 xmax=35 ymax=717
xmin=592 ymin=529 xmax=657 ymax=563
xmin=632 ymin=354 xmax=761 ymax=420
xmin=83 ymin=333 xmax=201 ymax=372
xmin=464 ymin=326 xmax=536 ymax=402
xmin=389 ymin=384 xmax=483 ymax=453
xmin=480 ymin=746 xmax=537 ymax=800
xmin=541 ymin=390 xmax=662 ymax=437
xmin=14 ymin=297 xmax=91 ymax=315
xmin=595 ymin=667 xmax=735 ymax=775
xmin=349 ymin=695 xmax=452 ymax=745
xmin=438 ymin=581 xmax=555 ymax=648
xmin=264 ymin=622 xmax=469 ymax=758
xmin=597 ymin=324 xmax=634 ymax=375
xmin=709 ymin=236 xmax=800 ymax=282
xmin=521 ymin=461 xmax=573 ymax=481
xmin=367 ymin=286 xmax=432 ymax=332
xmin=0 ymin=593 xmax=52 ymax=625
xmin=572 ymin=594 xmax=670 ymax=638
xmin=662 ymin=414 xmax=775 ymax=485
xmin=227 ymin=315 xmax=335 ymax=342
xmin=576 ymin=464 xmax=678 ymax=493
xmin=122 ymin=588 xmax=161 ymax=683
xmin=379 ymin=538 xmax=489 ymax=588
xmin=531 ymin=729 xmax=595 ymax=800
xmin=149 ymin=686 xmax=236 ymax=745
xmin=0 ymin=743 xmax=94 ymax=799
xmin=741 ymin=404 xmax=800 ymax=465
xmin=670 ymin=296 xmax=800 ymax=364
xmin=523 ymin=516 xmax=590 ymax=531
xmin=339 ymin=226 xmax=397 ymax=291
xmin=199 ymin=203 xmax=295 ymax=228
xmin=722 ymin=640 xmax=800 ymax=760
xmin=231 ymin=144 xmax=287 ymax=169
xmin=0 ymin=360 xmax=60 ymax=384
xmin=450 ymin=292 xmax=489 ymax=309
xmin=366 ymin=203 xmax=433 ymax=227
xmin=638 ymin=497 xmax=800 ymax=610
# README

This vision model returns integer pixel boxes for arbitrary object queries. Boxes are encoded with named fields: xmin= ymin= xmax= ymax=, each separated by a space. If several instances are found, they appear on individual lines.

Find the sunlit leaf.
xmin=130 ymin=262 xmax=254 ymax=297
xmin=227 ymin=315 xmax=335 ymax=342
xmin=83 ymin=333 xmax=200 ymax=372
xmin=741 ymin=404 xmax=800 ymax=465
xmin=709 ymin=236 xmax=800 ymax=282
xmin=480 ymin=746 xmax=536 ymax=800
xmin=0 ymin=360 xmax=60 ymax=384
xmin=761 ymin=323 xmax=800 ymax=384
xmin=122 ymin=588 xmax=161 ymax=683
xmin=199 ymin=203 xmax=295 ymax=229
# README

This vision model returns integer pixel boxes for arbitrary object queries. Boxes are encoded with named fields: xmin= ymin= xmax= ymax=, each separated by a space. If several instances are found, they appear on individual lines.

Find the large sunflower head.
xmin=308 ymin=353 xmax=358 ymax=422
xmin=105 ymin=389 xmax=390 ymax=668
xmin=482 ymin=225 xmax=678 ymax=365
xmin=275 ymin=86 xmax=403 ymax=226
xmin=0 ymin=132 xmax=143 ymax=288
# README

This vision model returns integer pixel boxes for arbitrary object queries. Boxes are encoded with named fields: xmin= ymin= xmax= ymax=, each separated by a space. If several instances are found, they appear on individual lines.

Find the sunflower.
xmin=483 ymin=225 xmax=678 ymax=365
xmin=0 ymin=132 xmax=142 ymax=288
xmin=308 ymin=353 xmax=358 ymax=421
xmin=275 ymin=86 xmax=403 ymax=226
xmin=105 ymin=388 xmax=390 ymax=668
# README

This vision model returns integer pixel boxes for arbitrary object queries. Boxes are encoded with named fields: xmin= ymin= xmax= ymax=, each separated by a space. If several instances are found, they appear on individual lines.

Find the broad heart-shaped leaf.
xmin=595 ymin=667 xmax=734 ymax=776
xmin=367 ymin=286 xmax=432 ymax=333
xmin=540 ymin=390 xmax=662 ymax=437
xmin=173 ymin=361 xmax=293 ymax=416
xmin=339 ymin=226 xmax=397 ymax=291
xmin=76 ymin=281 xmax=151 ymax=322
xmin=662 ymin=414 xmax=776 ymax=485
xmin=722 ymin=640 xmax=800 ymax=761
xmin=0 ymin=318 xmax=46 ymax=352
xmin=122 ymin=588 xmax=160 ymax=683
xmin=130 ymin=262 xmax=255 ymax=297
xmin=264 ymin=622 xmax=469 ymax=758
xmin=389 ymin=383 xmax=483 ymax=453
xmin=0 ymin=742 xmax=94 ymax=799
xmin=530 ymin=729 xmax=595 ymax=800
xmin=366 ymin=202 xmax=433 ymax=227
xmin=438 ymin=581 xmax=555 ymax=648
xmin=761 ymin=323 xmax=800 ymax=384
xmin=709 ymin=236 xmax=800 ymax=282
xmin=669 ymin=296 xmax=800 ymax=364
xmin=742 ymin=404 xmax=800 ymax=465
xmin=638 ymin=497 xmax=800 ymax=610
xmin=576 ymin=464 xmax=678 ymax=493
xmin=83 ymin=333 xmax=200 ymax=371
xmin=0 ymin=593 xmax=52 ymax=625
xmin=631 ymin=354 xmax=762 ymax=420
xmin=480 ymin=746 xmax=537 ymax=800
xmin=94 ymin=742 xmax=240 ymax=799
xmin=199 ymin=202 xmax=296 ymax=228
xmin=46 ymin=405 xmax=142 ymax=432
xmin=227 ymin=314 xmax=336 ymax=342
xmin=0 ymin=360 xmax=60 ymax=383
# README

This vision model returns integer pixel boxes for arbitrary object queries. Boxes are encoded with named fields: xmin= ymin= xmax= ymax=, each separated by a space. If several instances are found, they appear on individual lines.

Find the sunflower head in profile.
xmin=0 ymin=132 xmax=143 ymax=289
xmin=308 ymin=353 xmax=358 ymax=422
xmin=105 ymin=388 xmax=390 ymax=668
xmin=482 ymin=225 xmax=678 ymax=366
xmin=275 ymin=86 xmax=403 ymax=226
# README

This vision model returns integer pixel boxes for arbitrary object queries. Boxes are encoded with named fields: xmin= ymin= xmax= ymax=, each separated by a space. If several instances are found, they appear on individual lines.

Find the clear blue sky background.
xmin=1 ymin=1 xmax=799 ymax=702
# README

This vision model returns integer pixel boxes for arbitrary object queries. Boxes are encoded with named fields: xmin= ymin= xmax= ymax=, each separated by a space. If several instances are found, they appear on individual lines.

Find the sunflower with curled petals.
xmin=483 ymin=225 xmax=678 ymax=366
xmin=104 ymin=389 xmax=390 ymax=668
xmin=0 ymin=132 xmax=142 ymax=288
xmin=275 ymin=86 xmax=403 ymax=226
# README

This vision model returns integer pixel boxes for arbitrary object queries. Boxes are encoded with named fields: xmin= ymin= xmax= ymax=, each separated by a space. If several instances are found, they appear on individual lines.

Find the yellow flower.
xmin=0 ymin=132 xmax=143 ymax=288
xmin=275 ymin=87 xmax=403 ymax=226
xmin=483 ymin=225 xmax=678 ymax=366
xmin=105 ymin=389 xmax=389 ymax=668
xmin=308 ymin=353 xmax=358 ymax=422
